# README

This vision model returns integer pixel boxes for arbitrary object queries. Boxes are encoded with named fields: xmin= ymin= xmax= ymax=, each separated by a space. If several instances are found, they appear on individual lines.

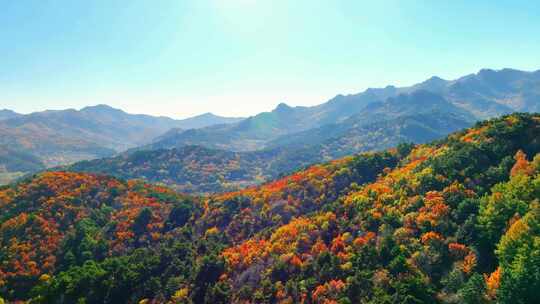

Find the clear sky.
xmin=1 ymin=0 xmax=539 ymax=118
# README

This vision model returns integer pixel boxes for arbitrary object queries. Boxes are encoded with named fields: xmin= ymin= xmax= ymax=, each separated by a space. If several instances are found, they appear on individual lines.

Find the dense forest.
xmin=67 ymin=113 xmax=469 ymax=194
xmin=1 ymin=113 xmax=540 ymax=303
xmin=0 ymin=105 xmax=242 ymax=186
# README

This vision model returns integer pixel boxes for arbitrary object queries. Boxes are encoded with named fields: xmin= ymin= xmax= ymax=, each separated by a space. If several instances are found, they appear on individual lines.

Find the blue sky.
xmin=1 ymin=0 xmax=539 ymax=118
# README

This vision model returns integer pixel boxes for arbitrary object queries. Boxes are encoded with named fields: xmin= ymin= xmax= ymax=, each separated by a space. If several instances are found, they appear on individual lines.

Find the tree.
xmin=477 ymin=173 xmax=534 ymax=256
xmin=166 ymin=203 xmax=192 ymax=230
xmin=458 ymin=273 xmax=486 ymax=304
xmin=133 ymin=208 xmax=152 ymax=237
xmin=496 ymin=202 xmax=540 ymax=304
xmin=192 ymin=255 xmax=224 ymax=303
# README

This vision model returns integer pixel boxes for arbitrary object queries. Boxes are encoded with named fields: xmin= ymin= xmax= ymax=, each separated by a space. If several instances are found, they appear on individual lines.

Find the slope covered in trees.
xmin=1 ymin=113 xmax=540 ymax=303
xmin=0 ymin=105 xmax=243 ymax=185
xmin=67 ymin=112 xmax=470 ymax=193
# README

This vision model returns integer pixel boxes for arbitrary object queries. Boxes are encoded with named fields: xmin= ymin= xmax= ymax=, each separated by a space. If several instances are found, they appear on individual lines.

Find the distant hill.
xmin=360 ymin=68 xmax=540 ymax=117
xmin=0 ymin=144 xmax=45 ymax=184
xmin=143 ymin=96 xmax=387 ymax=152
xmin=5 ymin=68 xmax=540 ymax=188
xmin=68 ymin=111 xmax=471 ymax=193
xmin=0 ymin=105 xmax=242 ymax=184
xmin=69 ymin=68 xmax=540 ymax=193
xmin=173 ymin=112 xmax=244 ymax=130
xmin=266 ymin=91 xmax=474 ymax=150
xmin=147 ymin=68 xmax=540 ymax=152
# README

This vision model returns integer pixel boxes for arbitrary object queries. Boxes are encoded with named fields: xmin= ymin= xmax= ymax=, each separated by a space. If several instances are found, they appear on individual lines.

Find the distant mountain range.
xmin=265 ymin=90 xmax=474 ymax=150
xmin=146 ymin=68 xmax=540 ymax=152
xmin=69 ymin=111 xmax=470 ymax=193
xmin=0 ymin=105 xmax=243 ymax=184
xmin=0 ymin=109 xmax=22 ymax=120
xmin=71 ymin=68 xmax=540 ymax=192
xmin=4 ymin=68 xmax=540 ymax=189
xmin=173 ymin=112 xmax=244 ymax=130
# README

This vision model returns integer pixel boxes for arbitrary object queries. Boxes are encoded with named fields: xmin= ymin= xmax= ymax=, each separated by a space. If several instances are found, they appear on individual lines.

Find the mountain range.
xmin=0 ymin=106 xmax=242 ymax=184
xmin=146 ymin=68 xmax=540 ymax=152
xmin=2 ymin=68 xmax=540 ymax=190
xmin=69 ymin=111 xmax=469 ymax=193
xmin=67 ymin=68 xmax=540 ymax=192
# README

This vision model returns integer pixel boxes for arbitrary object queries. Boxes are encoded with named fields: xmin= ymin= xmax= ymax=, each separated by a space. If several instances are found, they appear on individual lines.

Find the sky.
xmin=1 ymin=0 xmax=539 ymax=119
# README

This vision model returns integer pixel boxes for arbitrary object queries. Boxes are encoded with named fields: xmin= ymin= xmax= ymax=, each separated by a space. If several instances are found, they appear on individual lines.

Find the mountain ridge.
xmin=147 ymin=68 xmax=540 ymax=152
xmin=0 ymin=105 xmax=244 ymax=185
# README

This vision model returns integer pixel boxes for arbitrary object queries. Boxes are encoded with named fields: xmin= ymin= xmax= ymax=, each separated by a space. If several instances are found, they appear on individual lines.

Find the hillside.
xmin=0 ymin=105 xmax=242 ymax=185
xmin=265 ymin=91 xmax=473 ymax=150
xmin=0 ymin=105 xmax=189 ymax=154
xmin=1 ymin=113 xmax=540 ymax=303
xmin=67 ymin=112 xmax=470 ymax=193
xmin=146 ymin=68 xmax=540 ymax=152
xmin=0 ymin=145 xmax=45 ymax=184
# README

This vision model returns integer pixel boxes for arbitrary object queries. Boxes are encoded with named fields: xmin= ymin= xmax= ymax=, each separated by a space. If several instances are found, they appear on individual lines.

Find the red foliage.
xmin=448 ymin=242 xmax=469 ymax=259
xmin=510 ymin=150 xmax=535 ymax=177
xmin=312 ymin=280 xmax=346 ymax=303
xmin=421 ymin=231 xmax=444 ymax=245
xmin=0 ymin=172 xmax=186 ymax=284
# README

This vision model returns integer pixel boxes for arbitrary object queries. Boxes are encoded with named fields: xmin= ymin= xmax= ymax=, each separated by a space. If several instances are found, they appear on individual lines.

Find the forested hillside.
xmin=0 ymin=105 xmax=242 ymax=185
xmin=0 ymin=145 xmax=45 ymax=185
xmin=1 ymin=113 xmax=540 ymax=303
xmin=67 ymin=112 xmax=470 ymax=193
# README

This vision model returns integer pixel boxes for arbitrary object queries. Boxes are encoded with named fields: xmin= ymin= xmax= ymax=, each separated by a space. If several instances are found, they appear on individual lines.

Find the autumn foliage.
xmin=1 ymin=113 xmax=540 ymax=303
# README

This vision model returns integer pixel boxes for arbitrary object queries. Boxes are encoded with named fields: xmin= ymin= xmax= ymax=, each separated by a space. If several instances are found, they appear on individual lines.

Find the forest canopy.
xmin=0 ymin=113 xmax=539 ymax=303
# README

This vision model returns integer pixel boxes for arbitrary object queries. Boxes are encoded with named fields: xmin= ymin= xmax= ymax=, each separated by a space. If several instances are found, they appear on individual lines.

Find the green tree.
xmin=496 ymin=202 xmax=540 ymax=304
xmin=166 ymin=202 xmax=192 ymax=230
xmin=133 ymin=208 xmax=152 ymax=237
xmin=458 ymin=273 xmax=486 ymax=304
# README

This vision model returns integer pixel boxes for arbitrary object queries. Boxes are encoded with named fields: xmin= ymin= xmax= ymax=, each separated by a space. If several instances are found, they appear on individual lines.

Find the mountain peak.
xmin=81 ymin=104 xmax=121 ymax=112
xmin=0 ymin=109 xmax=18 ymax=114
xmin=478 ymin=68 xmax=496 ymax=76
xmin=196 ymin=112 xmax=219 ymax=118
xmin=0 ymin=109 xmax=21 ymax=120
xmin=274 ymin=102 xmax=292 ymax=112
xmin=426 ymin=75 xmax=445 ymax=83
xmin=418 ymin=75 xmax=447 ymax=88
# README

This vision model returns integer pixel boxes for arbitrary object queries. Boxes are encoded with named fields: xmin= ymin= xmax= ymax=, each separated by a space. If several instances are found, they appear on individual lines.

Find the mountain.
xmin=266 ymin=90 xmax=474 ymax=150
xmin=1 ymin=113 xmax=540 ymax=303
xmin=0 ymin=109 xmax=21 ymax=120
xmin=146 ymin=68 xmax=540 ymax=152
xmin=273 ymin=111 xmax=472 ymax=158
xmin=406 ymin=68 xmax=540 ymax=118
xmin=145 ymin=93 xmax=390 ymax=152
xmin=0 ymin=105 xmax=243 ymax=185
xmin=68 ymin=112 xmax=471 ymax=193
xmin=146 ymin=102 xmax=314 ymax=152
xmin=367 ymin=68 xmax=540 ymax=116
xmin=0 ymin=145 xmax=45 ymax=184
xmin=35 ymin=68 xmax=540 ymax=193
xmin=110 ymin=91 xmax=473 ymax=193
xmin=174 ymin=112 xmax=244 ymax=130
